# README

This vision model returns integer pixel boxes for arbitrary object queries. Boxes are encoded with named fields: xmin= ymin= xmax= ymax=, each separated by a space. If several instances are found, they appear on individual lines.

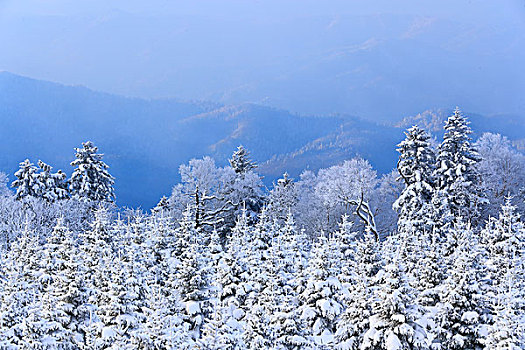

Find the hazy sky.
xmin=1 ymin=0 xmax=524 ymax=120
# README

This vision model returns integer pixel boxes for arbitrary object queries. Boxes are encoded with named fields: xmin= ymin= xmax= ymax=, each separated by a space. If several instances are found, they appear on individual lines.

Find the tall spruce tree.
xmin=70 ymin=141 xmax=115 ymax=203
xmin=434 ymin=108 xmax=485 ymax=223
xmin=393 ymin=125 xmax=435 ymax=235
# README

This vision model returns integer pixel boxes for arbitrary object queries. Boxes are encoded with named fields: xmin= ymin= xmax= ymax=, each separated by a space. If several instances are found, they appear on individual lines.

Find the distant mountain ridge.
xmin=1 ymin=72 xmax=523 ymax=208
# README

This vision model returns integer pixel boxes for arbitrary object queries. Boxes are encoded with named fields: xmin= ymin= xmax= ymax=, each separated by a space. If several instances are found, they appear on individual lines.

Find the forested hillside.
xmin=0 ymin=109 xmax=524 ymax=349
xmin=2 ymin=72 xmax=524 ymax=208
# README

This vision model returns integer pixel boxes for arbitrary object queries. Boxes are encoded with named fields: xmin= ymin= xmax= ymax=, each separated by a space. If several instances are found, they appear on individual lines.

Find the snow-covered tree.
xmin=354 ymin=231 xmax=383 ymax=282
xmin=335 ymin=275 xmax=371 ymax=350
xmin=434 ymin=108 xmax=486 ymax=223
xmin=229 ymin=145 xmax=257 ymax=174
xmin=221 ymin=166 xmax=264 ymax=229
xmin=93 ymin=250 xmax=148 ymax=349
xmin=393 ymin=125 xmax=435 ymax=235
xmin=17 ymin=299 xmax=48 ymax=349
xmin=0 ymin=225 xmax=43 ymax=347
xmin=475 ymin=132 xmax=525 ymax=217
xmin=170 ymin=157 xmax=228 ymax=229
xmin=315 ymin=158 xmax=378 ymax=233
xmin=172 ymin=209 xmax=210 ymax=339
xmin=143 ymin=284 xmax=189 ymax=349
xmin=485 ymin=277 xmax=523 ymax=350
xmin=411 ymin=234 xmax=444 ymax=307
xmin=77 ymin=207 xmax=115 ymax=344
xmin=267 ymin=172 xmax=299 ymax=224
xmin=335 ymin=233 xmax=374 ymax=350
xmin=152 ymin=195 xmax=170 ymax=214
xmin=202 ymin=250 xmax=247 ymax=349
xmin=12 ymin=159 xmax=40 ymax=200
xmin=37 ymin=160 xmax=69 ymax=202
xmin=259 ymin=238 xmax=306 ymax=350
xmin=299 ymin=235 xmax=343 ymax=346
xmin=170 ymin=156 xmax=263 ymax=235
xmin=70 ymin=141 xmax=115 ymax=203
xmin=0 ymin=172 xmax=11 ymax=197
xmin=482 ymin=198 xmax=524 ymax=277
xmin=79 ymin=207 xmax=114 ymax=282
xmin=434 ymin=221 xmax=486 ymax=350
xmin=294 ymin=170 xmax=326 ymax=236
xmin=362 ymin=260 xmax=427 ymax=350
xmin=481 ymin=198 xmax=525 ymax=315
xmin=37 ymin=218 xmax=85 ymax=347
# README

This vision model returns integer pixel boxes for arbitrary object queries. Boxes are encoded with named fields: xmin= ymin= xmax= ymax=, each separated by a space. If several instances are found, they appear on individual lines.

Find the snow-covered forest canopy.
xmin=0 ymin=108 xmax=524 ymax=349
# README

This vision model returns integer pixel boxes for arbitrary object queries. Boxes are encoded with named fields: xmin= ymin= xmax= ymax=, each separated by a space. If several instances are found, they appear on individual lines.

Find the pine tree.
xmin=411 ymin=234 xmax=444 ymax=307
xmin=267 ymin=173 xmax=299 ymax=223
xmin=355 ymin=231 xmax=382 ymax=282
xmin=172 ymin=209 xmax=210 ymax=339
xmin=0 ymin=225 xmax=43 ymax=347
xmin=277 ymin=211 xmax=301 ymax=276
xmin=12 ymin=159 xmax=40 ymax=200
xmin=231 ymin=207 xmax=261 ymax=295
xmin=152 ymin=195 xmax=170 ymax=214
xmin=79 ymin=207 xmax=114 ymax=291
xmin=37 ymin=160 xmax=69 ymax=202
xmin=482 ymin=197 xmax=524 ymax=295
xmin=223 ymin=147 xmax=264 ymax=229
xmin=333 ymin=215 xmax=359 ymax=262
xmin=229 ymin=145 xmax=257 ymax=174
xmin=70 ymin=141 xmax=115 ymax=203
xmin=335 ymin=274 xmax=371 ymax=350
xmin=37 ymin=218 xmax=84 ymax=348
xmin=147 ymin=214 xmax=177 ymax=285
xmin=77 ymin=207 xmax=115 ymax=346
xmin=434 ymin=221 xmax=485 ymax=350
xmin=245 ymin=217 xmax=307 ymax=349
xmin=202 ymin=250 xmax=247 ymax=349
xmin=434 ymin=108 xmax=486 ymax=223
xmin=485 ymin=277 xmax=522 ymax=350
xmin=18 ymin=299 xmax=47 ymax=349
xmin=92 ymin=257 xmax=128 ymax=348
xmin=362 ymin=260 xmax=427 ymax=350
xmin=298 ymin=235 xmax=343 ymax=346
xmin=393 ymin=126 xmax=435 ymax=236
xmin=100 ymin=252 xmax=148 ymax=349
xmin=335 ymin=224 xmax=374 ymax=350
xmin=144 ymin=283 xmax=189 ymax=349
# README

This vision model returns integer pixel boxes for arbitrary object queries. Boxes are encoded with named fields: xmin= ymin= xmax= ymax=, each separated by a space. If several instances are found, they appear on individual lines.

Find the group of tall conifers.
xmin=0 ymin=108 xmax=523 ymax=349
xmin=377 ymin=108 xmax=523 ymax=349
xmin=394 ymin=107 xmax=486 ymax=234
xmin=11 ymin=141 xmax=115 ymax=203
